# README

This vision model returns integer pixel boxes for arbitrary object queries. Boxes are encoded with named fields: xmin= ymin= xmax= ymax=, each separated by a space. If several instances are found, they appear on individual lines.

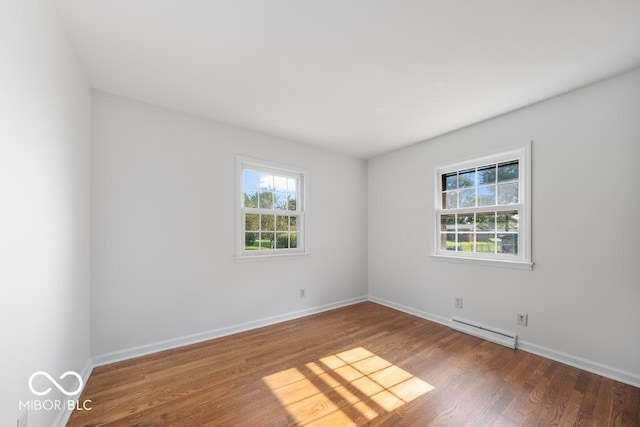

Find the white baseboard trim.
xmin=82 ymin=295 xmax=640 ymax=392
xmin=92 ymin=296 xmax=368 ymax=367
xmin=54 ymin=357 xmax=94 ymax=427
xmin=517 ymin=340 xmax=640 ymax=389
xmin=368 ymin=295 xmax=640 ymax=388
xmin=368 ymin=295 xmax=451 ymax=327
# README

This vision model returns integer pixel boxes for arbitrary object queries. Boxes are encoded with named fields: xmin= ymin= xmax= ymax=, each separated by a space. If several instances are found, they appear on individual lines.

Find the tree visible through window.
xmin=434 ymin=144 xmax=531 ymax=267
xmin=238 ymin=158 xmax=306 ymax=256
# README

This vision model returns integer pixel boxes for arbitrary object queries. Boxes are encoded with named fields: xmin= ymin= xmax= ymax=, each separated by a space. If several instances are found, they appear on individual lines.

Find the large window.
xmin=434 ymin=143 xmax=532 ymax=269
xmin=237 ymin=157 xmax=306 ymax=258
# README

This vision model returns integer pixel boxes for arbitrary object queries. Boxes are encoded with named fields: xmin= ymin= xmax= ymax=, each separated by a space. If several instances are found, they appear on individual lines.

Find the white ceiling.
xmin=54 ymin=0 xmax=640 ymax=159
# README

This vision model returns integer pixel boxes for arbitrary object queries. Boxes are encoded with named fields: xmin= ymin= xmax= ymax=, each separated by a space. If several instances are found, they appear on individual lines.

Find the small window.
xmin=237 ymin=157 xmax=307 ymax=258
xmin=434 ymin=143 xmax=532 ymax=269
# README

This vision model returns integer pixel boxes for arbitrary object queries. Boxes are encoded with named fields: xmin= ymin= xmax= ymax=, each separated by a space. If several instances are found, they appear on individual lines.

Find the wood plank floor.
xmin=68 ymin=302 xmax=640 ymax=426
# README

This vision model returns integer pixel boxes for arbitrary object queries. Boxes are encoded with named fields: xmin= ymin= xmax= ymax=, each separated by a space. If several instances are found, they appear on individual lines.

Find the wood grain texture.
xmin=68 ymin=302 xmax=639 ymax=426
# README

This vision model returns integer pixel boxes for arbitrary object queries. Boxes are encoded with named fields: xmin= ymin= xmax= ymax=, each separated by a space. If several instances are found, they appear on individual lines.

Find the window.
xmin=236 ymin=156 xmax=307 ymax=258
xmin=433 ymin=143 xmax=532 ymax=269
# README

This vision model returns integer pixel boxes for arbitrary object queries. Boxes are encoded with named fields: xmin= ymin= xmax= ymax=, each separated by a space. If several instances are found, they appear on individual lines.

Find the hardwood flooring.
xmin=68 ymin=302 xmax=640 ymax=426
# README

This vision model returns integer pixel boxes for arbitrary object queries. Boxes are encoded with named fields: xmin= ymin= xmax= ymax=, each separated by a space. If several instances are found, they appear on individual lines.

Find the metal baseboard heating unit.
xmin=451 ymin=317 xmax=517 ymax=349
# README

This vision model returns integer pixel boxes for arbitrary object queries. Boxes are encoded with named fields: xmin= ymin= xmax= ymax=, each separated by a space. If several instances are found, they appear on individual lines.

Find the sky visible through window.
xmin=242 ymin=168 xmax=301 ymax=251
xmin=243 ymin=170 xmax=297 ymax=193
xmin=439 ymin=160 xmax=520 ymax=256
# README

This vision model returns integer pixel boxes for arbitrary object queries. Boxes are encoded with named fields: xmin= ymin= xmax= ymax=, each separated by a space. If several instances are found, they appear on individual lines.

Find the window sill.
xmin=430 ymin=254 xmax=533 ymax=270
xmin=235 ymin=252 xmax=310 ymax=263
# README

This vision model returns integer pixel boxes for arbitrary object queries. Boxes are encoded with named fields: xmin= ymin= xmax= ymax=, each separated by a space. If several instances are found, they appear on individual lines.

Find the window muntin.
xmin=435 ymin=145 xmax=531 ymax=267
xmin=440 ymin=210 xmax=519 ymax=255
xmin=238 ymin=159 xmax=306 ymax=257
xmin=441 ymin=160 xmax=519 ymax=211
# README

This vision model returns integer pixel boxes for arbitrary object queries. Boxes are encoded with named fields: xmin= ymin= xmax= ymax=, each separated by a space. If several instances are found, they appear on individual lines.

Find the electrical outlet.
xmin=299 ymin=289 xmax=306 ymax=298
xmin=17 ymin=410 xmax=27 ymax=427
xmin=517 ymin=313 xmax=528 ymax=326
xmin=455 ymin=298 xmax=463 ymax=309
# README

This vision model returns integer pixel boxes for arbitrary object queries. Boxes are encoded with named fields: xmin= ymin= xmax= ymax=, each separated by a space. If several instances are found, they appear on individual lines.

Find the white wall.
xmin=0 ymin=0 xmax=91 ymax=426
xmin=369 ymin=68 xmax=640 ymax=385
xmin=91 ymin=91 xmax=368 ymax=359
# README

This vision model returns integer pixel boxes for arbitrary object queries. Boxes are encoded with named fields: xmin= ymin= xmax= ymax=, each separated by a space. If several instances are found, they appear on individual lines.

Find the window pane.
xmin=243 ymin=190 xmax=258 ymax=208
xmin=261 ymin=232 xmax=274 ymax=250
xmin=497 ymin=182 xmax=518 ymax=205
xmin=496 ymin=210 xmax=518 ymax=232
xmin=498 ymin=234 xmax=518 ymax=255
xmin=459 ymin=169 xmax=475 ymax=188
xmin=457 ymin=214 xmax=474 ymax=232
xmin=434 ymin=148 xmax=527 ymax=262
xmin=245 ymin=213 xmax=259 ymax=231
xmin=245 ymin=232 xmax=258 ymax=250
xmin=477 ymin=185 xmax=496 ymax=206
xmin=274 ymin=192 xmax=288 ymax=210
xmin=498 ymin=161 xmax=519 ymax=182
xmin=475 ymin=233 xmax=496 ymax=253
xmin=258 ymin=173 xmax=274 ymax=190
xmin=274 ymin=175 xmax=288 ymax=191
xmin=443 ymin=191 xmax=457 ymax=209
xmin=276 ymin=215 xmax=289 ymax=231
xmin=442 ymin=233 xmax=456 ymax=251
xmin=458 ymin=233 xmax=474 ymax=252
xmin=476 ymin=212 xmax=496 ymax=231
xmin=287 ymin=193 xmax=297 ymax=210
xmin=243 ymin=170 xmax=261 ymax=190
xmin=261 ymin=214 xmax=275 ymax=231
xmin=241 ymin=163 xmax=304 ymax=255
xmin=275 ymin=232 xmax=289 ymax=249
xmin=459 ymin=188 xmax=476 ymax=208
xmin=287 ymin=178 xmax=297 ymax=192
xmin=259 ymin=191 xmax=274 ymax=209
xmin=440 ymin=214 xmax=455 ymax=232
xmin=477 ymin=165 xmax=496 ymax=185
xmin=443 ymin=172 xmax=457 ymax=190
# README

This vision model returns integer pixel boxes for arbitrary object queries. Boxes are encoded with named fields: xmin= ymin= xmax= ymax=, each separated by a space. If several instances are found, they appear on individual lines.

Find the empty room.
xmin=2 ymin=0 xmax=640 ymax=426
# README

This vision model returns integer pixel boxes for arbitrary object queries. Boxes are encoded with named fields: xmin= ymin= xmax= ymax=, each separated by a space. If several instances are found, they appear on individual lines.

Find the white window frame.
xmin=431 ymin=142 xmax=533 ymax=270
xmin=236 ymin=155 xmax=309 ymax=260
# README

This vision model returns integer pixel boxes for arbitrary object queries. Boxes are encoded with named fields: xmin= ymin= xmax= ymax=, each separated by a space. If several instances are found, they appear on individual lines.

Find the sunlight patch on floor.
xmin=263 ymin=347 xmax=434 ymax=426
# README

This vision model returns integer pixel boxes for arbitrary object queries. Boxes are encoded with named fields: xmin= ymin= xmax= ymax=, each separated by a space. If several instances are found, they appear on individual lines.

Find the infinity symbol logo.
xmin=28 ymin=371 xmax=83 ymax=397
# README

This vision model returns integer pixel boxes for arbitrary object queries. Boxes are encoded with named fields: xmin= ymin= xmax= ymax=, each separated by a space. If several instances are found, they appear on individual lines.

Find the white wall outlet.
xmin=299 ymin=288 xmax=306 ymax=298
xmin=455 ymin=298 xmax=463 ymax=309
xmin=17 ymin=410 xmax=27 ymax=427
xmin=517 ymin=313 xmax=528 ymax=326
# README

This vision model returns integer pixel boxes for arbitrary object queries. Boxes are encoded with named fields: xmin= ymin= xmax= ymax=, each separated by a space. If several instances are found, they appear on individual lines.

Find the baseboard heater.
xmin=451 ymin=317 xmax=517 ymax=349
